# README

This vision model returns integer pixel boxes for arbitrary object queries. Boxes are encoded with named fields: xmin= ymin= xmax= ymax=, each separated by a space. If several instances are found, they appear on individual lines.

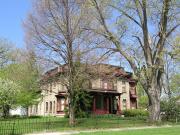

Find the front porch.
xmin=91 ymin=91 xmax=121 ymax=115
xmin=55 ymin=91 xmax=122 ymax=116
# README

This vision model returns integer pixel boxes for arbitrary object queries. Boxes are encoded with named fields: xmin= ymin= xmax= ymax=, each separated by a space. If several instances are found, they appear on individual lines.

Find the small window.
xmin=123 ymin=99 xmax=127 ymax=110
xmin=53 ymin=82 xmax=56 ymax=87
xmin=36 ymin=105 xmax=38 ymax=114
xmin=96 ymin=95 xmax=104 ymax=109
xmin=57 ymin=98 xmax=66 ymax=112
xmin=30 ymin=106 xmax=32 ymax=114
xmin=122 ymin=86 xmax=126 ymax=93
xmin=50 ymin=101 xmax=52 ymax=113
xmin=53 ymin=101 xmax=56 ymax=113
xmin=103 ymin=82 xmax=108 ymax=89
xmin=50 ymin=83 xmax=52 ymax=93
xmin=122 ymin=81 xmax=126 ymax=85
xmin=45 ymin=102 xmax=48 ymax=113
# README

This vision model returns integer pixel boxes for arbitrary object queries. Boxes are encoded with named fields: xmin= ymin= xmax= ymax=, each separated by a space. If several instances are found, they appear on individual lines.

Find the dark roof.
xmin=41 ymin=63 xmax=137 ymax=82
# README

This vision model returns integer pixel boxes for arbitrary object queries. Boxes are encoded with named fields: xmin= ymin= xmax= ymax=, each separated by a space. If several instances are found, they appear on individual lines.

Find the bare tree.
xmin=24 ymin=0 xmax=105 ymax=125
xmin=84 ymin=0 xmax=179 ymax=122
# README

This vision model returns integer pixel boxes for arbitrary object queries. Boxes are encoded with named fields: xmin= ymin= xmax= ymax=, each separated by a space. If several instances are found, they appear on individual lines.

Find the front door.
xmin=57 ymin=97 xmax=66 ymax=114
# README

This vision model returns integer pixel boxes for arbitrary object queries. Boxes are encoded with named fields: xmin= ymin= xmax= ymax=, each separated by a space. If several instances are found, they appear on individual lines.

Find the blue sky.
xmin=0 ymin=0 xmax=31 ymax=48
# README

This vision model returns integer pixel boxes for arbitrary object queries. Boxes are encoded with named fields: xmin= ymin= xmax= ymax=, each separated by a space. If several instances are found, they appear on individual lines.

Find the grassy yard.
xmin=0 ymin=116 xmax=179 ymax=135
xmin=78 ymin=126 xmax=180 ymax=135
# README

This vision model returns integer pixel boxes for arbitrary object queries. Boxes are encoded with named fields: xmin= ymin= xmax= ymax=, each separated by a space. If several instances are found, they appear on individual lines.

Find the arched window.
xmin=50 ymin=101 xmax=52 ymax=113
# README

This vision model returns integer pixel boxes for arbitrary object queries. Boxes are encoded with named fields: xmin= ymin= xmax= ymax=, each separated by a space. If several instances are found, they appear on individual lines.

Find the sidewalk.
xmin=26 ymin=125 xmax=173 ymax=135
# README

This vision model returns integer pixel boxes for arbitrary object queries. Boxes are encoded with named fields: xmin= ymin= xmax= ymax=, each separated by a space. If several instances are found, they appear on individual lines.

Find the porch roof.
xmin=87 ymin=89 xmax=121 ymax=95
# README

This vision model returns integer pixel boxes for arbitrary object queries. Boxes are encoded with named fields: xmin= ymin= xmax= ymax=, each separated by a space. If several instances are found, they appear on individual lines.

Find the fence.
xmin=1 ymin=114 xmax=176 ymax=135
xmin=0 ymin=117 xmax=70 ymax=135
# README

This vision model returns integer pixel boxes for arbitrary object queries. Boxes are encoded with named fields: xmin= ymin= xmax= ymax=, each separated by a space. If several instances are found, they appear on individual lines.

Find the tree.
xmin=85 ymin=0 xmax=179 ymax=122
xmin=0 ymin=78 xmax=20 ymax=118
xmin=0 ymin=49 xmax=41 ymax=112
xmin=0 ymin=38 xmax=12 ymax=68
xmin=170 ymin=74 xmax=180 ymax=96
xmin=161 ymin=97 xmax=180 ymax=122
xmin=24 ymin=0 xmax=99 ymax=125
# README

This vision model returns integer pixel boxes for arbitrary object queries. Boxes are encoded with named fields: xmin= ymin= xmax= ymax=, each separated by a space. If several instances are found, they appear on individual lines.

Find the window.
xmin=57 ymin=98 xmax=65 ymax=112
xmin=30 ymin=106 xmax=32 ymax=114
xmin=122 ymin=99 xmax=127 ymax=110
xmin=96 ymin=95 xmax=104 ymax=109
xmin=122 ymin=81 xmax=126 ymax=85
xmin=36 ymin=105 xmax=38 ymax=114
xmin=50 ymin=83 xmax=52 ymax=93
xmin=50 ymin=101 xmax=52 ymax=113
xmin=103 ymin=82 xmax=108 ymax=89
xmin=122 ymin=86 xmax=126 ymax=93
xmin=53 ymin=101 xmax=56 ymax=113
xmin=45 ymin=102 xmax=48 ymax=113
xmin=53 ymin=82 xmax=56 ymax=88
xmin=45 ymin=84 xmax=48 ymax=94
xmin=102 ymin=80 xmax=114 ymax=89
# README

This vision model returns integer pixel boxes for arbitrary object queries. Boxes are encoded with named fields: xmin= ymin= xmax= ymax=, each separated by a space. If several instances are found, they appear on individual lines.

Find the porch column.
xmin=117 ymin=95 xmax=121 ymax=114
xmin=106 ymin=97 xmax=109 ymax=114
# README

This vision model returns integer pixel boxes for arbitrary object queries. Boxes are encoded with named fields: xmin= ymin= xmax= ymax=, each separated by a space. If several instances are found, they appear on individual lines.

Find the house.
xmin=28 ymin=64 xmax=138 ymax=116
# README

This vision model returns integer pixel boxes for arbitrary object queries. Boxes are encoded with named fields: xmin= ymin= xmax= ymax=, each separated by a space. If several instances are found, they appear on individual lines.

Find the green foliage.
xmin=73 ymin=90 xmax=92 ymax=118
xmin=137 ymin=83 xmax=148 ymax=109
xmin=123 ymin=109 xmax=149 ymax=118
xmin=0 ymin=78 xmax=20 ymax=117
xmin=0 ymin=58 xmax=40 ymax=107
xmin=138 ymin=96 xmax=148 ymax=109
xmin=160 ymin=98 xmax=180 ymax=121
xmin=170 ymin=74 xmax=180 ymax=96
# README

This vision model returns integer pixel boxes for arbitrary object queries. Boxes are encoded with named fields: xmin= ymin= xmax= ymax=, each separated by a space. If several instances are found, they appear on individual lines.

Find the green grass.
xmin=78 ymin=126 xmax=180 ymax=135
xmin=0 ymin=116 xmax=179 ymax=135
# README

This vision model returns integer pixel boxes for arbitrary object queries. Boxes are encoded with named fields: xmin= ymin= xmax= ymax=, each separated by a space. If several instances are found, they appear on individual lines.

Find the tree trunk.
xmin=69 ymin=97 xmax=75 ymax=126
xmin=3 ymin=105 xmax=10 ymax=118
xmin=146 ymin=83 xmax=161 ymax=122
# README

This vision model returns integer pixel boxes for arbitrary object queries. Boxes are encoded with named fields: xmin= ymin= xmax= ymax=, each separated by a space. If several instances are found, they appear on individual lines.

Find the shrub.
xmin=74 ymin=90 xmax=92 ymax=118
xmin=123 ymin=109 xmax=149 ymax=117
xmin=29 ymin=115 xmax=42 ymax=119
xmin=11 ymin=115 xmax=21 ymax=118
xmin=161 ymin=98 xmax=180 ymax=122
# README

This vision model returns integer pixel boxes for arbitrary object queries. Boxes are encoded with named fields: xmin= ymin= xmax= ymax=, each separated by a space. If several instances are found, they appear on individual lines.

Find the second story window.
xmin=103 ymin=82 xmax=108 ymax=89
xmin=102 ymin=80 xmax=114 ymax=90
xmin=122 ymin=81 xmax=126 ymax=85
xmin=53 ymin=82 xmax=56 ymax=88
xmin=122 ymin=86 xmax=126 ymax=93
xmin=50 ymin=83 xmax=52 ymax=93
xmin=122 ymin=99 xmax=127 ymax=110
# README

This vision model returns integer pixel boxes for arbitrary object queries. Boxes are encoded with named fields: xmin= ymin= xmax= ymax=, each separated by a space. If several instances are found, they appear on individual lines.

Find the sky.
xmin=0 ymin=0 xmax=31 ymax=48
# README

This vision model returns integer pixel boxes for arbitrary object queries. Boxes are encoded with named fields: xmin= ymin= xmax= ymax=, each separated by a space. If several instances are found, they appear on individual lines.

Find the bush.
xmin=28 ymin=115 xmax=42 ymax=119
xmin=74 ymin=90 xmax=92 ymax=118
xmin=11 ymin=115 xmax=21 ymax=118
xmin=161 ymin=98 xmax=180 ymax=122
xmin=123 ymin=109 xmax=149 ymax=117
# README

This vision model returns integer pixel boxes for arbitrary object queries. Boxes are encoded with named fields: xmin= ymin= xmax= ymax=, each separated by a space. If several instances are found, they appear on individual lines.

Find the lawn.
xmin=78 ymin=126 xmax=180 ymax=135
xmin=0 ymin=116 xmax=179 ymax=135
